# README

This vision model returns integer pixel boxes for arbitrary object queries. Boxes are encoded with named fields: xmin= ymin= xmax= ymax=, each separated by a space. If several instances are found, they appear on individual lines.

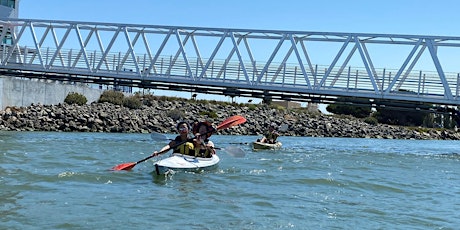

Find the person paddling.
xmin=152 ymin=121 xmax=195 ymax=157
xmin=192 ymin=121 xmax=216 ymax=158
xmin=258 ymin=122 xmax=280 ymax=144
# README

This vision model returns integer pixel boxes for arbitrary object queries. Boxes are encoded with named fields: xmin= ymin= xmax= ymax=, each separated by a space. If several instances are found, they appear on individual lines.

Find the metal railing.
xmin=0 ymin=18 xmax=460 ymax=106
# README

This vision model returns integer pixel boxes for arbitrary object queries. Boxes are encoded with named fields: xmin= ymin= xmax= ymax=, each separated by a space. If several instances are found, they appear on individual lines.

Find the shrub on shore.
xmin=64 ymin=92 xmax=87 ymax=105
xmin=123 ymin=95 xmax=142 ymax=109
xmin=98 ymin=90 xmax=124 ymax=105
xmin=364 ymin=116 xmax=378 ymax=125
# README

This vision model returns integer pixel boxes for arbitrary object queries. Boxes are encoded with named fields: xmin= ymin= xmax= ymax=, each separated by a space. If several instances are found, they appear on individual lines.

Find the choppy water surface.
xmin=1 ymin=131 xmax=459 ymax=229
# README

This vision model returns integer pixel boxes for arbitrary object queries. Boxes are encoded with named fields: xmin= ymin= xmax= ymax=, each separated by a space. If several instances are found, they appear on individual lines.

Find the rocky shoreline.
xmin=1 ymin=100 xmax=460 ymax=140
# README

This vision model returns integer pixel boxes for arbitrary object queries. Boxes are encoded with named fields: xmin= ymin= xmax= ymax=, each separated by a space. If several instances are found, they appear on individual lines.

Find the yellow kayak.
xmin=252 ymin=141 xmax=282 ymax=150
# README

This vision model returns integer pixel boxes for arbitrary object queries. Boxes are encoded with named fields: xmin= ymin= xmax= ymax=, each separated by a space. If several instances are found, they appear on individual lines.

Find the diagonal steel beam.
xmin=289 ymin=34 xmax=312 ymax=88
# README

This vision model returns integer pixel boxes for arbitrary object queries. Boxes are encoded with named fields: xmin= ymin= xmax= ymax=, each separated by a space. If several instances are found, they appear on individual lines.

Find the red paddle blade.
xmin=111 ymin=115 xmax=246 ymax=171
xmin=112 ymin=162 xmax=136 ymax=171
xmin=217 ymin=115 xmax=246 ymax=130
xmin=228 ymin=117 xmax=247 ymax=126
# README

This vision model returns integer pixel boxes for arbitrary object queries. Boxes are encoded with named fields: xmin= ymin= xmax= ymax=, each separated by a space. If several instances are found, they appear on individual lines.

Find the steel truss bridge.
xmin=1 ymin=18 xmax=460 ymax=110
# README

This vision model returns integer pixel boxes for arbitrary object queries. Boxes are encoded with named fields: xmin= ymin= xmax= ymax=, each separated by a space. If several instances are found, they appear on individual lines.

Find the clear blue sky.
xmin=17 ymin=0 xmax=460 ymax=108
xmin=19 ymin=0 xmax=460 ymax=36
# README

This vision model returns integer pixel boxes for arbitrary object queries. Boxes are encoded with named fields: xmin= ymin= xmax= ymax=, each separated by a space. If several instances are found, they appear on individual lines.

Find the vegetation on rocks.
xmin=98 ymin=90 xmax=124 ymax=105
xmin=64 ymin=92 xmax=87 ymax=106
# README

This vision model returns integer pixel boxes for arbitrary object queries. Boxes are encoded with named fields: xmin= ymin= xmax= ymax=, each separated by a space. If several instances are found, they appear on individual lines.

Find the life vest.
xmin=265 ymin=131 xmax=277 ymax=140
xmin=194 ymin=139 xmax=214 ymax=158
xmin=172 ymin=136 xmax=194 ymax=155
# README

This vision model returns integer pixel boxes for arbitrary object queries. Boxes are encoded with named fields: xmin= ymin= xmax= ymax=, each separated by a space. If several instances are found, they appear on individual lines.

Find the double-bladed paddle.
xmin=150 ymin=132 xmax=171 ymax=142
xmin=112 ymin=115 xmax=247 ymax=171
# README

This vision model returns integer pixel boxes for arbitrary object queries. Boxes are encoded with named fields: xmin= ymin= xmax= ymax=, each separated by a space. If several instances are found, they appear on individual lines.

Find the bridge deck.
xmin=1 ymin=18 xmax=460 ymax=107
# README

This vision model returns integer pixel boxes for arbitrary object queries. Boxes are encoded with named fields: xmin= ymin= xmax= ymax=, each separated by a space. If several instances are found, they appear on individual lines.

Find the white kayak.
xmin=154 ymin=153 xmax=220 ymax=175
xmin=252 ymin=141 xmax=282 ymax=150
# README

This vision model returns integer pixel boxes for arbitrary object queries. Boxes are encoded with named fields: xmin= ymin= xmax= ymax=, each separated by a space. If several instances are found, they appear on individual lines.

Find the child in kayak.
xmin=192 ymin=121 xmax=216 ymax=158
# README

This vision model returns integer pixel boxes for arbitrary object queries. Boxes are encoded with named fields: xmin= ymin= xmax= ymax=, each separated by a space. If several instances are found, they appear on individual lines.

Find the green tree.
xmin=373 ymin=108 xmax=428 ymax=126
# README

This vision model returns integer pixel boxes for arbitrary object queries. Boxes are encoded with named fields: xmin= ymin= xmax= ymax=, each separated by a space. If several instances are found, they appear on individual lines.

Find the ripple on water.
xmin=1 ymin=133 xmax=460 ymax=229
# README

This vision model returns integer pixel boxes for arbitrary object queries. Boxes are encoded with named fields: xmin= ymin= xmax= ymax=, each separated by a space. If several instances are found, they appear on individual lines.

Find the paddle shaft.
xmin=111 ymin=136 xmax=201 ymax=171
xmin=136 ymin=144 xmax=172 ymax=164
xmin=135 ymin=133 xmax=206 ymax=165
xmin=147 ymin=125 xmax=220 ymax=160
xmin=112 ymin=115 xmax=246 ymax=170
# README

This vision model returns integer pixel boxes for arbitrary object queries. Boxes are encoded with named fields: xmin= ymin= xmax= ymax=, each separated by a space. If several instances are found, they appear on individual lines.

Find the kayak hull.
xmin=154 ymin=153 xmax=220 ymax=175
xmin=252 ymin=141 xmax=282 ymax=150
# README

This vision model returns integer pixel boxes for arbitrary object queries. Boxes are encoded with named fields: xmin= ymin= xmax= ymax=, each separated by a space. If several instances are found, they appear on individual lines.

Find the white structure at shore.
xmin=0 ymin=0 xmax=19 ymax=18
xmin=0 ymin=1 xmax=105 ymax=110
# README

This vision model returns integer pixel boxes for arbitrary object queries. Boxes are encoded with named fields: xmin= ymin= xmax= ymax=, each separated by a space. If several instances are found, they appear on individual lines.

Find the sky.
xmin=19 ymin=0 xmax=460 ymax=36
xmin=16 ymin=0 xmax=460 ymax=108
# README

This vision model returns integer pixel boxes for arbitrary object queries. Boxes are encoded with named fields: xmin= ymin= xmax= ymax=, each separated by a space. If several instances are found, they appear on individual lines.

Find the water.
xmin=1 ymin=131 xmax=459 ymax=229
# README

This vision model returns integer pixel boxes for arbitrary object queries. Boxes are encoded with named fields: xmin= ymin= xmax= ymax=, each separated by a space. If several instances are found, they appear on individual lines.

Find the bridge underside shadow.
xmin=1 ymin=68 xmax=454 ymax=116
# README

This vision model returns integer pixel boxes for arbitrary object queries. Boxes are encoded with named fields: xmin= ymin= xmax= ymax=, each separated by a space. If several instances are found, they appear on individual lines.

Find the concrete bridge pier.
xmin=0 ymin=76 xmax=103 ymax=110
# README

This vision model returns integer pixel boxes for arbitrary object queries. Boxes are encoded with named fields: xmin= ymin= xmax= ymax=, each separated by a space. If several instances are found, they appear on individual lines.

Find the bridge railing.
xmin=2 ymin=18 xmax=460 ymax=106
xmin=1 ymin=44 xmax=460 ymax=104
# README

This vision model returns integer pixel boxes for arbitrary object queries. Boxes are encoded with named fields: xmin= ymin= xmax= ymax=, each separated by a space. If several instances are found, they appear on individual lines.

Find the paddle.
xmin=150 ymin=132 xmax=171 ymax=142
xmin=279 ymin=124 xmax=289 ymax=132
xmin=151 ymin=133 xmax=247 ymax=157
xmin=149 ymin=115 xmax=247 ymax=142
xmin=112 ymin=115 xmax=246 ymax=171
xmin=224 ymin=146 xmax=246 ymax=158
